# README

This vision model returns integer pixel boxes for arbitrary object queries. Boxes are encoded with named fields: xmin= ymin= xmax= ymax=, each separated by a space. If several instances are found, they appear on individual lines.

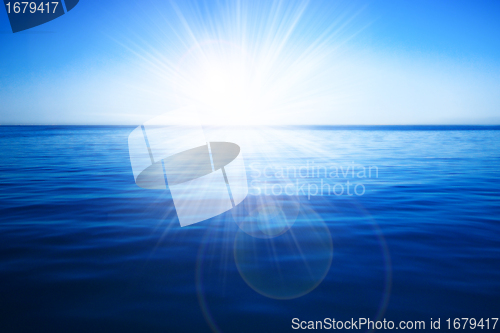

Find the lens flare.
xmin=234 ymin=205 xmax=333 ymax=300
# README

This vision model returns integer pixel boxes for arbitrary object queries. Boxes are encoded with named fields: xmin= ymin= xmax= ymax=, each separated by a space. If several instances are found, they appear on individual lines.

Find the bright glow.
xmin=96 ymin=0 xmax=500 ymax=126
xmin=180 ymin=46 xmax=259 ymax=124
xmin=118 ymin=1 xmax=361 ymax=126
xmin=168 ymin=36 xmax=344 ymax=125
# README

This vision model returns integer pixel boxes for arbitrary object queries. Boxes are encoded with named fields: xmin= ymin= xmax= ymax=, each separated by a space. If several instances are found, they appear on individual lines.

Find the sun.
xmin=174 ymin=42 xmax=262 ymax=125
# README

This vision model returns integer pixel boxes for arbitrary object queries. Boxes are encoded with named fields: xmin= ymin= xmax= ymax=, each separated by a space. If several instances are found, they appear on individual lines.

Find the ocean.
xmin=0 ymin=126 xmax=499 ymax=332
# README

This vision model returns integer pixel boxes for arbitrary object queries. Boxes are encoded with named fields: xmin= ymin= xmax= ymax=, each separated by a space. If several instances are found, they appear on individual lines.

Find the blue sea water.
xmin=0 ymin=126 xmax=499 ymax=332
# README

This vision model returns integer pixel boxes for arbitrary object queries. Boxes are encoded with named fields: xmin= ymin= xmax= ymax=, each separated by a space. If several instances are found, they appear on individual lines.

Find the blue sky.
xmin=1 ymin=0 xmax=499 ymax=125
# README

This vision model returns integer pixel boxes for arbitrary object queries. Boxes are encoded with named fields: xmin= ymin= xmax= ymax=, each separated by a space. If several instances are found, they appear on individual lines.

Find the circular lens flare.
xmin=234 ymin=205 xmax=333 ymax=300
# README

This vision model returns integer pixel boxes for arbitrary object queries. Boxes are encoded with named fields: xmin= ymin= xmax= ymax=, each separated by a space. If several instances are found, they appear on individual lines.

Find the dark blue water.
xmin=0 ymin=126 xmax=499 ymax=332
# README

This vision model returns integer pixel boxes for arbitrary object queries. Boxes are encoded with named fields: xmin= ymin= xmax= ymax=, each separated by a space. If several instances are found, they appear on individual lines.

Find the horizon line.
xmin=1 ymin=124 xmax=500 ymax=128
